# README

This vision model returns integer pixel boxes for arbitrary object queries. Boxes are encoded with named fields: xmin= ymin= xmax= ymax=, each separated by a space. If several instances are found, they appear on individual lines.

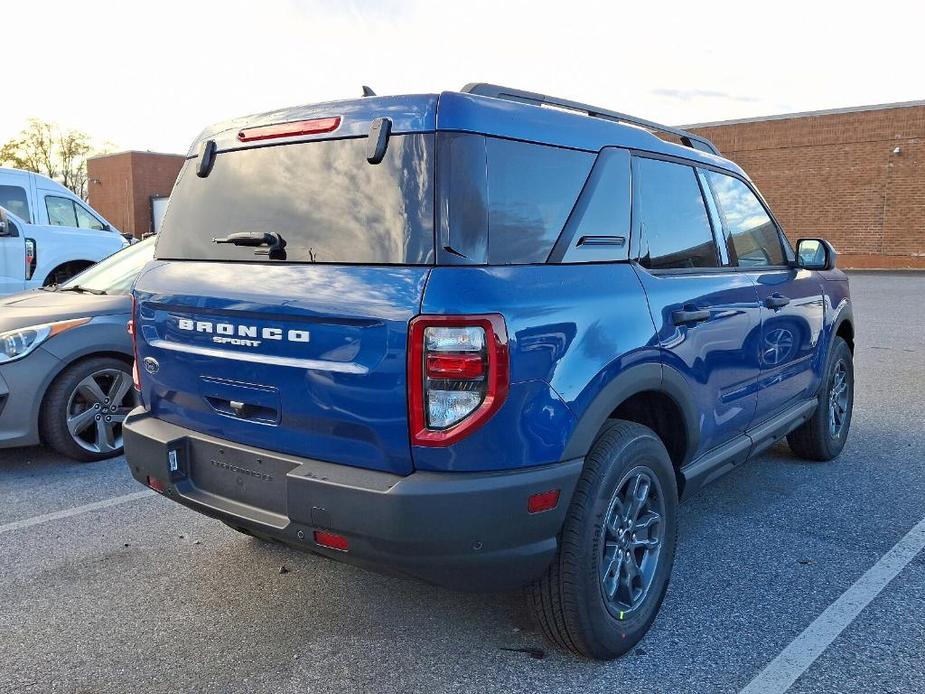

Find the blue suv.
xmin=124 ymin=84 xmax=855 ymax=659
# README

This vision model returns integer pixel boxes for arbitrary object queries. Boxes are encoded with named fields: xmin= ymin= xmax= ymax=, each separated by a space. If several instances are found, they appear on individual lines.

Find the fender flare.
xmin=831 ymin=302 xmax=854 ymax=350
xmin=561 ymin=362 xmax=700 ymax=464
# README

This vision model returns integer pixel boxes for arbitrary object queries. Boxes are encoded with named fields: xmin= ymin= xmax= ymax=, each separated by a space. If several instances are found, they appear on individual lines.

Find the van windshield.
xmin=155 ymin=135 xmax=435 ymax=265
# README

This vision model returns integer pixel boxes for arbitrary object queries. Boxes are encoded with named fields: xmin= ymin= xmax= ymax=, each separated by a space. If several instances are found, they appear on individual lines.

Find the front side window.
xmin=705 ymin=171 xmax=785 ymax=267
xmin=74 ymin=204 xmax=104 ymax=230
xmin=634 ymin=157 xmax=718 ymax=270
xmin=46 ymin=196 xmax=78 ymax=227
xmin=0 ymin=185 xmax=31 ymax=222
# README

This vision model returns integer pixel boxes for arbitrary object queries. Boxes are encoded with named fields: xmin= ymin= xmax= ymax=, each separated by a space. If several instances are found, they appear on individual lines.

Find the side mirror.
xmin=0 ymin=209 xmax=10 ymax=237
xmin=795 ymin=238 xmax=837 ymax=271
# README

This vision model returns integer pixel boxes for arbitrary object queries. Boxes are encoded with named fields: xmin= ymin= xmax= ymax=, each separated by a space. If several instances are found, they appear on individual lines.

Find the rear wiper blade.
xmin=212 ymin=232 xmax=287 ymax=259
xmin=59 ymin=285 xmax=107 ymax=295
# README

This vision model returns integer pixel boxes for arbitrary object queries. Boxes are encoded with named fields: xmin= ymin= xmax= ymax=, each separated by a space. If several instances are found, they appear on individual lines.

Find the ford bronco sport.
xmin=124 ymin=83 xmax=855 ymax=659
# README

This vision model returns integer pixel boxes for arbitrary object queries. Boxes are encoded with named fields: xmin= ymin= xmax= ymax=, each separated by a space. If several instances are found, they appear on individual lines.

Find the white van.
xmin=0 ymin=167 xmax=126 ymax=295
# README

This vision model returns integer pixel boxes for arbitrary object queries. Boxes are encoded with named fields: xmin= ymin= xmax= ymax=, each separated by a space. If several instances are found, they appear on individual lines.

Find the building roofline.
xmin=682 ymin=99 xmax=925 ymax=129
xmin=87 ymin=149 xmax=185 ymax=161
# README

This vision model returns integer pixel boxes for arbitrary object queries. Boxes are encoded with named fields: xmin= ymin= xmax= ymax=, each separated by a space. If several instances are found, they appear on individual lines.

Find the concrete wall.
xmin=688 ymin=102 xmax=925 ymax=269
xmin=87 ymin=151 xmax=183 ymax=238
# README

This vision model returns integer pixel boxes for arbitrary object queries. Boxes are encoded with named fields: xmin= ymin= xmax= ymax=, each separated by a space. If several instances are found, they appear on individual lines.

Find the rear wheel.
xmin=41 ymin=357 xmax=137 ymax=462
xmin=788 ymin=337 xmax=854 ymax=461
xmin=527 ymin=420 xmax=678 ymax=659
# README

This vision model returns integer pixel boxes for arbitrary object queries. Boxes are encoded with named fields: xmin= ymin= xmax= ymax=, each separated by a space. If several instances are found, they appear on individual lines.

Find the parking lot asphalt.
xmin=1 ymin=272 xmax=923 ymax=694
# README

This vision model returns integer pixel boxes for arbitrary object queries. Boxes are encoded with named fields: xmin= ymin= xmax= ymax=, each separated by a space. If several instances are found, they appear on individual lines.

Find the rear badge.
xmin=143 ymin=357 xmax=159 ymax=374
xmin=168 ymin=449 xmax=179 ymax=473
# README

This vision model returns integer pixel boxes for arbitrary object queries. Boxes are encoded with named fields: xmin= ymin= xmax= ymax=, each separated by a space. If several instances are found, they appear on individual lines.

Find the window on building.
xmin=634 ymin=157 xmax=719 ymax=270
xmin=0 ymin=185 xmax=31 ymax=222
xmin=705 ymin=171 xmax=785 ymax=267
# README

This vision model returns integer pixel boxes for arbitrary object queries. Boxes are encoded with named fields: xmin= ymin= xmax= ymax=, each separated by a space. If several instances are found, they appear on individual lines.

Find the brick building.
xmin=687 ymin=100 xmax=925 ymax=269
xmin=87 ymin=151 xmax=184 ymax=238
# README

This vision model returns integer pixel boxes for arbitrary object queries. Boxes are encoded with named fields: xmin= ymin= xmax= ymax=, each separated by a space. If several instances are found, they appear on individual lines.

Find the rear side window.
xmin=0 ymin=185 xmax=30 ymax=222
xmin=156 ymin=134 xmax=435 ymax=265
xmin=484 ymin=138 xmax=594 ymax=264
xmin=634 ymin=157 xmax=718 ymax=270
xmin=705 ymin=171 xmax=785 ymax=267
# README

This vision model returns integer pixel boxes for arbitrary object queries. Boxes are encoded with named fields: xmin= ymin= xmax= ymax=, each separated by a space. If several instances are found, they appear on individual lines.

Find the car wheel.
xmin=527 ymin=420 xmax=678 ymax=659
xmin=787 ymin=336 xmax=854 ymax=461
xmin=41 ymin=356 xmax=138 ymax=462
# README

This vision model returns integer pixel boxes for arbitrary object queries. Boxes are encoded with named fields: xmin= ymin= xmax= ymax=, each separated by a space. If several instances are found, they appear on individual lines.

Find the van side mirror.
xmin=795 ymin=238 xmax=837 ymax=271
xmin=0 ymin=209 xmax=9 ymax=237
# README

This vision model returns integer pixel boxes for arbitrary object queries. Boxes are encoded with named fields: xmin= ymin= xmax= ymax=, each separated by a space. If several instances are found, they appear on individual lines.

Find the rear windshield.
xmin=155 ymin=134 xmax=435 ymax=264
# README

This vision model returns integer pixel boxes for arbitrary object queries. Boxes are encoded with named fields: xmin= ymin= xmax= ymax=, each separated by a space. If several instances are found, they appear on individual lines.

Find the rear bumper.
xmin=123 ymin=409 xmax=583 ymax=590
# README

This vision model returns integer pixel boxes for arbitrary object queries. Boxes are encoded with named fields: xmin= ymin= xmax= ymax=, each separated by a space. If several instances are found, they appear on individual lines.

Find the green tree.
xmin=0 ymin=119 xmax=93 ymax=199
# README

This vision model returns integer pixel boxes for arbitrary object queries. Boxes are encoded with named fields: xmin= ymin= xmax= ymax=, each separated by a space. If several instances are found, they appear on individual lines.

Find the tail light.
xmin=24 ymin=239 xmax=36 ymax=280
xmin=408 ymin=315 xmax=509 ymax=446
xmin=128 ymin=295 xmax=141 ymax=392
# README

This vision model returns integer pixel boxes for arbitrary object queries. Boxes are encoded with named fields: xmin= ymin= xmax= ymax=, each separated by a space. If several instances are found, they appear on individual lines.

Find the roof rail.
xmin=460 ymin=83 xmax=720 ymax=156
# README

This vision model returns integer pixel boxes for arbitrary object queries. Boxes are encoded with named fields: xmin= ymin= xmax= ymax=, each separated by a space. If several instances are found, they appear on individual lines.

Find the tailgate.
xmin=133 ymin=261 xmax=428 ymax=475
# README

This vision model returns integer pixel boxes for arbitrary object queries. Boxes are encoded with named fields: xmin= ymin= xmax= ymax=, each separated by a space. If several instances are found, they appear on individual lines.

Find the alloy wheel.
xmin=65 ymin=368 xmax=136 ymax=454
xmin=829 ymin=359 xmax=850 ymax=438
xmin=600 ymin=466 xmax=666 ymax=616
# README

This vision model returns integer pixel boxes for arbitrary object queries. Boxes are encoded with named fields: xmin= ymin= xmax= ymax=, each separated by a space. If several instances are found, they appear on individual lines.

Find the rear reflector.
xmin=425 ymin=352 xmax=484 ymax=379
xmin=314 ymin=530 xmax=349 ymax=552
xmin=527 ymin=489 xmax=560 ymax=514
xmin=237 ymin=117 xmax=341 ymax=142
xmin=146 ymin=476 xmax=166 ymax=494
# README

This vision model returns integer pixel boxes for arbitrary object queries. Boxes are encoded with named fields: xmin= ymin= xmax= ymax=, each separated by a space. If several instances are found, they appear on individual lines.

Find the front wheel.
xmin=527 ymin=420 xmax=678 ymax=659
xmin=788 ymin=336 xmax=854 ymax=461
xmin=40 ymin=357 xmax=137 ymax=462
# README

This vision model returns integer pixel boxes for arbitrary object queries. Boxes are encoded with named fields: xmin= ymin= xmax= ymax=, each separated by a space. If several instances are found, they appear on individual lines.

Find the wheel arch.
xmin=36 ymin=350 xmax=134 ymax=443
xmin=42 ymin=259 xmax=96 ymax=286
xmin=561 ymin=363 xmax=700 ymax=492
xmin=834 ymin=314 xmax=854 ymax=353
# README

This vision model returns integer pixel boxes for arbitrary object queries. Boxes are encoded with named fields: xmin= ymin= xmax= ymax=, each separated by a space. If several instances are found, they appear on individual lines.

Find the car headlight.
xmin=0 ymin=318 xmax=91 ymax=364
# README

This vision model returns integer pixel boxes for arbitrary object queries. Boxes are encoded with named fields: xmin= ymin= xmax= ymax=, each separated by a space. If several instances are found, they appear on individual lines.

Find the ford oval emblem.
xmin=143 ymin=357 xmax=160 ymax=374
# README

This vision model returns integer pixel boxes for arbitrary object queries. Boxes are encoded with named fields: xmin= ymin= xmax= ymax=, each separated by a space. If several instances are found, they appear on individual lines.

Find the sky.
xmin=3 ymin=0 xmax=923 ymax=155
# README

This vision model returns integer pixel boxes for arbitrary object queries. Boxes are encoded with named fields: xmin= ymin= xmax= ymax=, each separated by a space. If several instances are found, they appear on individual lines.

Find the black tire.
xmin=40 ymin=356 xmax=136 ymax=462
xmin=787 ymin=337 xmax=854 ymax=461
xmin=42 ymin=261 xmax=93 ymax=287
xmin=527 ymin=420 xmax=678 ymax=659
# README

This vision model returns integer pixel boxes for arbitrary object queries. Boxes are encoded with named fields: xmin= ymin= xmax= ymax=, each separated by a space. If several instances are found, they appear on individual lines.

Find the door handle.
xmin=765 ymin=293 xmax=791 ymax=309
xmin=672 ymin=308 xmax=711 ymax=325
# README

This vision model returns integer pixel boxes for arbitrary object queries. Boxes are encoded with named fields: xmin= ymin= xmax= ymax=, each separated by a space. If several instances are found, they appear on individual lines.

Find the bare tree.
xmin=0 ymin=119 xmax=95 ymax=199
xmin=58 ymin=129 xmax=92 ymax=199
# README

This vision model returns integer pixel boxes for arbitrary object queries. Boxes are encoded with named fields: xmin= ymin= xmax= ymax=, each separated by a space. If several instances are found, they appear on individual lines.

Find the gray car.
xmin=0 ymin=237 xmax=154 ymax=461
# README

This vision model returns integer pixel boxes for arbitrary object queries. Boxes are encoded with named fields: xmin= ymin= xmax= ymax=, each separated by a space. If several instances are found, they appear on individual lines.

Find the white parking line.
xmin=740 ymin=515 xmax=925 ymax=694
xmin=0 ymin=489 xmax=155 ymax=536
